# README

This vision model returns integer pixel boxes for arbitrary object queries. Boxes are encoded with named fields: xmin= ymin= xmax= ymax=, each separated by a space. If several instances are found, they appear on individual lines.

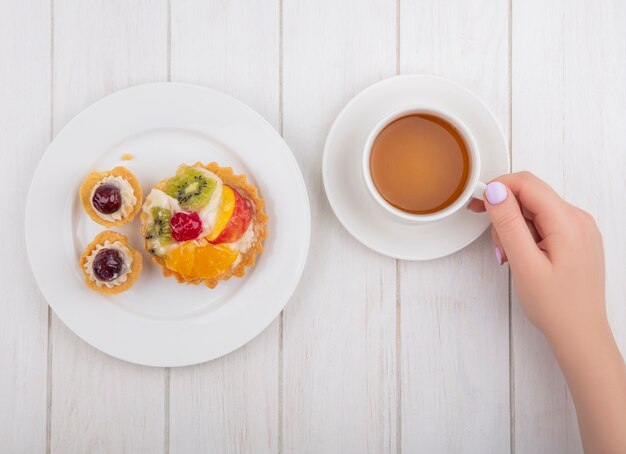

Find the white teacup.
xmin=362 ymin=106 xmax=487 ymax=223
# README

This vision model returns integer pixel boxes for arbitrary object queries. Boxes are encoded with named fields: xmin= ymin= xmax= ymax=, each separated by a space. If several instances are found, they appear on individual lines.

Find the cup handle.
xmin=471 ymin=181 xmax=487 ymax=201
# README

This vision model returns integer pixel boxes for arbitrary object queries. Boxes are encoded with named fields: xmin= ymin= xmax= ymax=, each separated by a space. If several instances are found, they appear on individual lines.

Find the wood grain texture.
xmin=0 ymin=0 xmax=50 ymax=451
xmin=512 ymin=0 xmax=626 ymax=452
xmin=399 ymin=0 xmax=511 ymax=452
xmin=49 ymin=1 xmax=168 ymax=452
xmin=169 ymin=3 xmax=280 ymax=452
xmin=282 ymin=1 xmax=397 ymax=452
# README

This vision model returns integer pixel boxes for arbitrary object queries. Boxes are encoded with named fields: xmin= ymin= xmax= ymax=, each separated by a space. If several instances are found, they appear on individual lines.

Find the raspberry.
xmin=171 ymin=211 xmax=203 ymax=242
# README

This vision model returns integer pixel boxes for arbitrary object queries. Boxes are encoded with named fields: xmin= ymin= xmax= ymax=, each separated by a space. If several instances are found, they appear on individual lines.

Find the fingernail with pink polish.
xmin=495 ymin=246 xmax=503 ymax=266
xmin=485 ymin=182 xmax=508 ymax=205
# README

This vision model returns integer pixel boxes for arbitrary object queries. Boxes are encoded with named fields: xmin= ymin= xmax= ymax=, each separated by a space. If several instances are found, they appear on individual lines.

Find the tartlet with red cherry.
xmin=79 ymin=166 xmax=142 ymax=227
xmin=79 ymin=230 xmax=143 ymax=295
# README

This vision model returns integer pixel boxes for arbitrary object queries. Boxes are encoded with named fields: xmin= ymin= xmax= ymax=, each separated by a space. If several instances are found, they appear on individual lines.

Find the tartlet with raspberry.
xmin=141 ymin=162 xmax=268 ymax=288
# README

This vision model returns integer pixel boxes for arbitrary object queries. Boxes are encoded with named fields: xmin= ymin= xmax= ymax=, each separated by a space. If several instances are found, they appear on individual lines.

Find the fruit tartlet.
xmin=79 ymin=166 xmax=142 ymax=227
xmin=141 ymin=162 xmax=268 ymax=288
xmin=80 ymin=231 xmax=143 ymax=295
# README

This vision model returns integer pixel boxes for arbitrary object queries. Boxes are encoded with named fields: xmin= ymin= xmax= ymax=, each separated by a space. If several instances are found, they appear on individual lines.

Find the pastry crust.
xmin=142 ymin=162 xmax=268 ymax=289
xmin=79 ymin=166 xmax=143 ymax=227
xmin=80 ymin=230 xmax=143 ymax=295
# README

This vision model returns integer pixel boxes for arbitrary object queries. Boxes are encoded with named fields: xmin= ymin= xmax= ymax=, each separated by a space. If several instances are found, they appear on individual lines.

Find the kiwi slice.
xmin=165 ymin=167 xmax=216 ymax=210
xmin=145 ymin=207 xmax=172 ymax=255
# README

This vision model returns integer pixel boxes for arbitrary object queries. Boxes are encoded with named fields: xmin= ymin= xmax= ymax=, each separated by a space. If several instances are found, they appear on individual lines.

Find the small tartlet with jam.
xmin=141 ymin=162 xmax=267 ymax=288
xmin=80 ymin=231 xmax=142 ymax=295
xmin=79 ymin=166 xmax=142 ymax=227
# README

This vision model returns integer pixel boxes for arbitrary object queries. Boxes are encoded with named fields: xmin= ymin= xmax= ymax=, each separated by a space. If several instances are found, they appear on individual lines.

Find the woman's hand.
xmin=468 ymin=171 xmax=626 ymax=453
xmin=468 ymin=171 xmax=606 ymax=338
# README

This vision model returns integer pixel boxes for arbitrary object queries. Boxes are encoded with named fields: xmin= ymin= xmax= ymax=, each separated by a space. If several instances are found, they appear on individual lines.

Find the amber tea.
xmin=369 ymin=114 xmax=470 ymax=214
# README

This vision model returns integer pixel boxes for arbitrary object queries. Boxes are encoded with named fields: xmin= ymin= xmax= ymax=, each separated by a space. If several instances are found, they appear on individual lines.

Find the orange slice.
xmin=164 ymin=242 xmax=196 ymax=277
xmin=207 ymin=185 xmax=236 ymax=241
xmin=191 ymin=243 xmax=238 ymax=279
xmin=164 ymin=241 xmax=238 ymax=280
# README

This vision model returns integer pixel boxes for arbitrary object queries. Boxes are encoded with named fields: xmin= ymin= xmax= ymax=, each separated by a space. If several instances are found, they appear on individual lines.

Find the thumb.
xmin=483 ymin=181 xmax=545 ymax=268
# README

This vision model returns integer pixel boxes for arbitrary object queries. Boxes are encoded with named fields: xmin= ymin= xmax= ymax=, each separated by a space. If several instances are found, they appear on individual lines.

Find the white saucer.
xmin=323 ymin=75 xmax=509 ymax=261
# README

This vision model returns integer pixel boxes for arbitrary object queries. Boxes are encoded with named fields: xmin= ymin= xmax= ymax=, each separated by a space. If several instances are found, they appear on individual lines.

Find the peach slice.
xmin=210 ymin=186 xmax=253 ymax=245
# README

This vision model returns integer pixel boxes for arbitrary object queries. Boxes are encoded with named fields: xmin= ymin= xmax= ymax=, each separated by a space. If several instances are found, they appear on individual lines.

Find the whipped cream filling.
xmin=143 ymin=188 xmax=182 ymax=214
xmin=225 ymin=222 xmax=255 ymax=268
xmin=91 ymin=175 xmax=137 ymax=222
xmin=84 ymin=240 xmax=133 ymax=288
xmin=227 ymin=221 xmax=256 ymax=254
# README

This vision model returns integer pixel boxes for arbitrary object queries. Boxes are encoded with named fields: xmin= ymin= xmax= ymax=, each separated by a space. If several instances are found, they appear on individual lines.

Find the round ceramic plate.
xmin=26 ymin=83 xmax=310 ymax=367
xmin=323 ymin=75 xmax=509 ymax=260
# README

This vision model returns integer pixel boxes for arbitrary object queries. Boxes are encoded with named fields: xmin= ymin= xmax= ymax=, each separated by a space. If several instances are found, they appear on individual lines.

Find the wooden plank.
xmin=0 ymin=0 xmax=50 ymax=451
xmin=168 ymin=1 xmax=281 ymax=452
xmin=49 ymin=1 xmax=168 ymax=452
xmin=563 ymin=0 xmax=626 ymax=351
xmin=510 ymin=2 xmax=573 ymax=452
xmin=512 ymin=0 xmax=626 ymax=452
xmin=399 ymin=0 xmax=511 ymax=452
xmin=282 ymin=1 xmax=397 ymax=452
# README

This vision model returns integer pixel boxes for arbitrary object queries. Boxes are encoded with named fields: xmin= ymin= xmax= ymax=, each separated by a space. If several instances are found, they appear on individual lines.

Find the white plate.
xmin=26 ymin=83 xmax=310 ymax=367
xmin=323 ymin=75 xmax=509 ymax=260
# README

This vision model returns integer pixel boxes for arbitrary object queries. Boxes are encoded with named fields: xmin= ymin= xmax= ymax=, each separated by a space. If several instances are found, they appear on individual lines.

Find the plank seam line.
xmin=508 ymin=0 xmax=515 ymax=453
xmin=395 ymin=1 xmax=402 ymax=452
xmin=278 ymin=0 xmax=284 ymax=452
xmin=561 ymin=1 xmax=565 ymax=191
xmin=164 ymin=367 xmax=170 ymax=454
xmin=395 ymin=261 xmax=402 ymax=454
xmin=395 ymin=0 xmax=401 ymax=75
xmin=164 ymin=2 xmax=171 ymax=452
xmin=46 ymin=0 xmax=54 ymax=451
xmin=167 ymin=0 xmax=171 ymax=82
xmin=46 ymin=309 xmax=52 ymax=454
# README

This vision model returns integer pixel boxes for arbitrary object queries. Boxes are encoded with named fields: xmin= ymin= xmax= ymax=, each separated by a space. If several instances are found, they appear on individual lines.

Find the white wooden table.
xmin=2 ymin=0 xmax=625 ymax=452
